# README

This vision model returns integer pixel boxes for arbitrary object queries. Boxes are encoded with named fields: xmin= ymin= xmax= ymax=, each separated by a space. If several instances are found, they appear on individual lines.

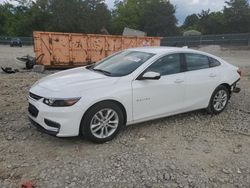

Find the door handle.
xmin=209 ymin=73 xmax=217 ymax=78
xmin=174 ymin=79 xmax=184 ymax=83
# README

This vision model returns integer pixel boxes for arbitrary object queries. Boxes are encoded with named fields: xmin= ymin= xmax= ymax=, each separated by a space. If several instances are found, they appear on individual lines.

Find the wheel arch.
xmin=220 ymin=83 xmax=231 ymax=96
xmin=79 ymin=99 xmax=127 ymax=135
xmin=207 ymin=83 xmax=231 ymax=114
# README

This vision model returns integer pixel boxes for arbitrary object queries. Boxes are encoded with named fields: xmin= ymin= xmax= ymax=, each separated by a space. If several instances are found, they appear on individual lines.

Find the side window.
xmin=147 ymin=54 xmax=181 ymax=76
xmin=185 ymin=53 xmax=210 ymax=71
xmin=209 ymin=57 xmax=221 ymax=67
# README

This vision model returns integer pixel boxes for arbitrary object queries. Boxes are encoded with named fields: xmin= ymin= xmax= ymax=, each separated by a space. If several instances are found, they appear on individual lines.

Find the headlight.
xmin=43 ymin=97 xmax=81 ymax=107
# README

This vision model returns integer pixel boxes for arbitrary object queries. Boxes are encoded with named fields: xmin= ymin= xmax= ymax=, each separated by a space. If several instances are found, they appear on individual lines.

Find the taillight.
xmin=237 ymin=69 xmax=242 ymax=77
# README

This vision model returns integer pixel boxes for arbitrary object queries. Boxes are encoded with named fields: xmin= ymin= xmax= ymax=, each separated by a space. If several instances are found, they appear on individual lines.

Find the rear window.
xmin=209 ymin=57 xmax=221 ymax=67
xmin=185 ymin=53 xmax=210 ymax=71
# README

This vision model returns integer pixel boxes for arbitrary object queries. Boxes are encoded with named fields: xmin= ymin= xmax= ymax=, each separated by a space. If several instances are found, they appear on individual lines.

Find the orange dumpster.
xmin=33 ymin=31 xmax=161 ymax=68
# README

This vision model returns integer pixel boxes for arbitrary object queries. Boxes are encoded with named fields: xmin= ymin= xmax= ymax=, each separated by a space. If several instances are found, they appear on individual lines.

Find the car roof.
xmin=128 ymin=46 xmax=205 ymax=55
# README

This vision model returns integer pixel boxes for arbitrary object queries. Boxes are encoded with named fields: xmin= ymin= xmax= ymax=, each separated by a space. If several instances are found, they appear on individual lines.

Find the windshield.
xmin=88 ymin=51 xmax=155 ymax=77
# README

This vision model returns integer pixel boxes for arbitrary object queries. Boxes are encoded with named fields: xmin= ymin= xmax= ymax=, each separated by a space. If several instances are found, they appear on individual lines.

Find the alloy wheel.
xmin=213 ymin=90 xmax=228 ymax=111
xmin=90 ymin=108 xmax=119 ymax=139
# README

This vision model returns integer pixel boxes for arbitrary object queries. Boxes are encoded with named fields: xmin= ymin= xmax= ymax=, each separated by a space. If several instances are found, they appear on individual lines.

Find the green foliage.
xmin=0 ymin=0 xmax=250 ymax=37
xmin=182 ymin=0 xmax=250 ymax=35
xmin=182 ymin=14 xmax=199 ymax=30
xmin=0 ymin=0 xmax=111 ymax=36
xmin=141 ymin=0 xmax=178 ymax=36
xmin=111 ymin=0 xmax=148 ymax=34
xmin=224 ymin=0 xmax=250 ymax=33
xmin=111 ymin=0 xmax=178 ymax=36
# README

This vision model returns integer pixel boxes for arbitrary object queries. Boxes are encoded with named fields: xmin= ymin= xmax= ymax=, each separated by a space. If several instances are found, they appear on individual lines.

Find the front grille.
xmin=28 ymin=103 xmax=39 ymax=117
xmin=29 ymin=92 xmax=42 ymax=100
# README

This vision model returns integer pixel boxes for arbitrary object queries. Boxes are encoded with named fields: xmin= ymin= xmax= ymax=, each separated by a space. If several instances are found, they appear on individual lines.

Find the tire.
xmin=207 ymin=85 xmax=230 ymax=114
xmin=81 ymin=101 xmax=124 ymax=143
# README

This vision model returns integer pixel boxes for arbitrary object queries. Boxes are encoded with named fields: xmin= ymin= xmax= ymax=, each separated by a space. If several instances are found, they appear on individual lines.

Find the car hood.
xmin=30 ymin=67 xmax=118 ymax=98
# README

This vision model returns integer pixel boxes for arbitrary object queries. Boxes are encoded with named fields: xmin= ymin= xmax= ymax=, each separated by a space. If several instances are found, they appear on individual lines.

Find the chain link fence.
xmin=161 ymin=33 xmax=250 ymax=47
xmin=1 ymin=33 xmax=250 ymax=47
xmin=0 ymin=36 xmax=33 ymax=45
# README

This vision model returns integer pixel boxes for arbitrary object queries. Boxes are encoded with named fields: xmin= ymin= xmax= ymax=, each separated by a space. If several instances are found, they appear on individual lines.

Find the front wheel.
xmin=81 ymin=101 xmax=124 ymax=143
xmin=207 ymin=85 xmax=230 ymax=114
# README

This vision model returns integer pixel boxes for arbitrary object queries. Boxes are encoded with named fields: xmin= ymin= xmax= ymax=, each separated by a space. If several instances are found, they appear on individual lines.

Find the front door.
xmin=132 ymin=53 xmax=186 ymax=121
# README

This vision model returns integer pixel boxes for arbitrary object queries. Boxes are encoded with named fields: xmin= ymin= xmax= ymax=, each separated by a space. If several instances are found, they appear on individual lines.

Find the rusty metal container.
xmin=33 ymin=31 xmax=161 ymax=68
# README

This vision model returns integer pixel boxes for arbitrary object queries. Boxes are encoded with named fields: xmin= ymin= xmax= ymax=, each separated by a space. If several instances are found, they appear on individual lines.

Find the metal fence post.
xmin=248 ymin=33 xmax=250 ymax=46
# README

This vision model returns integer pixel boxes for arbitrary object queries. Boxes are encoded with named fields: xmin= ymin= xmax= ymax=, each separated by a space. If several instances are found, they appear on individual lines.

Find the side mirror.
xmin=140 ymin=71 xmax=161 ymax=80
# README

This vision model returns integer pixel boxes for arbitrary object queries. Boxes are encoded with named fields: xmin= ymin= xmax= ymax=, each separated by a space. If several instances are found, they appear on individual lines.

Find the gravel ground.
xmin=0 ymin=45 xmax=250 ymax=188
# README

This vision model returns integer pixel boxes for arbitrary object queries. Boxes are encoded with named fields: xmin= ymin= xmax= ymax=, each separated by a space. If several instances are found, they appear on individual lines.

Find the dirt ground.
xmin=0 ymin=45 xmax=250 ymax=188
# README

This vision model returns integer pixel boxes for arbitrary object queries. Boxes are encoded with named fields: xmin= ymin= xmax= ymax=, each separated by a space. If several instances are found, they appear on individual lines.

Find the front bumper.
xmin=28 ymin=96 xmax=84 ymax=137
xmin=29 ymin=117 xmax=58 ymax=136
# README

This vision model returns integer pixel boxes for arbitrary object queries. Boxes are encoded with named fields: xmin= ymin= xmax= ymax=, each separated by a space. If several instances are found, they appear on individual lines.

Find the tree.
xmin=111 ymin=0 xmax=146 ymax=34
xmin=197 ymin=10 xmax=226 ymax=34
xmin=182 ymin=14 xmax=199 ymax=30
xmin=14 ymin=0 xmax=51 ymax=36
xmin=141 ymin=0 xmax=178 ymax=36
xmin=111 ymin=0 xmax=178 ymax=36
xmin=0 ymin=3 xmax=21 ymax=36
xmin=47 ymin=0 xmax=111 ymax=33
xmin=204 ymin=12 xmax=226 ymax=34
xmin=0 ymin=0 xmax=111 ymax=36
xmin=83 ymin=0 xmax=111 ymax=33
xmin=224 ymin=0 xmax=250 ymax=33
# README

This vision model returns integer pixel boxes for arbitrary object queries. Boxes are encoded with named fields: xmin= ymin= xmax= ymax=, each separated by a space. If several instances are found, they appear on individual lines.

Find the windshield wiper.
xmin=92 ymin=68 xmax=112 ymax=76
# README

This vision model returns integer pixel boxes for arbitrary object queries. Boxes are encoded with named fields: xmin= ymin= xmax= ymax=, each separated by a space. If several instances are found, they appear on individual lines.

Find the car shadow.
xmin=27 ymin=109 xmax=216 ymax=145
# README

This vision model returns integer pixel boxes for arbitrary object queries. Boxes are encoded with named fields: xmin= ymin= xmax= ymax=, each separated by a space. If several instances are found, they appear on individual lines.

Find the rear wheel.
xmin=81 ymin=101 xmax=124 ymax=143
xmin=207 ymin=85 xmax=230 ymax=114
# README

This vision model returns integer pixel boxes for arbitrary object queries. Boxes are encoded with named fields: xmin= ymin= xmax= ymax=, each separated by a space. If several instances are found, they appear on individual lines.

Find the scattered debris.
xmin=16 ymin=54 xmax=44 ymax=70
xmin=1 ymin=67 xmax=19 ymax=74
xmin=20 ymin=181 xmax=35 ymax=188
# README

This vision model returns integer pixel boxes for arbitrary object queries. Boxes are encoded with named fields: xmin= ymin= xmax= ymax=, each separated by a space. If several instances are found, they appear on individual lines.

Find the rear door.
xmin=132 ymin=53 xmax=186 ymax=121
xmin=183 ymin=53 xmax=221 ymax=110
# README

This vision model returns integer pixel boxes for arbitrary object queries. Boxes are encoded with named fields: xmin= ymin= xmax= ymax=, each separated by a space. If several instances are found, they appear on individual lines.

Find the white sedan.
xmin=28 ymin=47 xmax=241 ymax=143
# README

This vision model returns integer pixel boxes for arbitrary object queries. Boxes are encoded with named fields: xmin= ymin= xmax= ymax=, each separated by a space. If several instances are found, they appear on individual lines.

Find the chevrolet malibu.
xmin=28 ymin=47 xmax=241 ymax=143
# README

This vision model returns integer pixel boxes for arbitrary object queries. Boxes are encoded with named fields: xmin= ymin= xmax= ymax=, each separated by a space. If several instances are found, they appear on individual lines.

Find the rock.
xmin=33 ymin=65 xmax=45 ymax=73
xmin=233 ymin=148 xmax=241 ymax=154
xmin=21 ymin=163 xmax=29 ymax=167
xmin=7 ymin=164 xmax=12 ymax=169
xmin=6 ymin=135 xmax=14 ymax=141
xmin=203 ymin=149 xmax=211 ymax=154
xmin=139 ymin=137 xmax=146 ymax=141
xmin=69 ymin=182 xmax=76 ymax=186
xmin=222 ymin=168 xmax=231 ymax=174
xmin=237 ymin=168 xmax=242 ymax=174
xmin=170 ymin=164 xmax=176 ymax=170
xmin=163 ymin=173 xmax=170 ymax=181
xmin=187 ymin=137 xmax=193 ymax=142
